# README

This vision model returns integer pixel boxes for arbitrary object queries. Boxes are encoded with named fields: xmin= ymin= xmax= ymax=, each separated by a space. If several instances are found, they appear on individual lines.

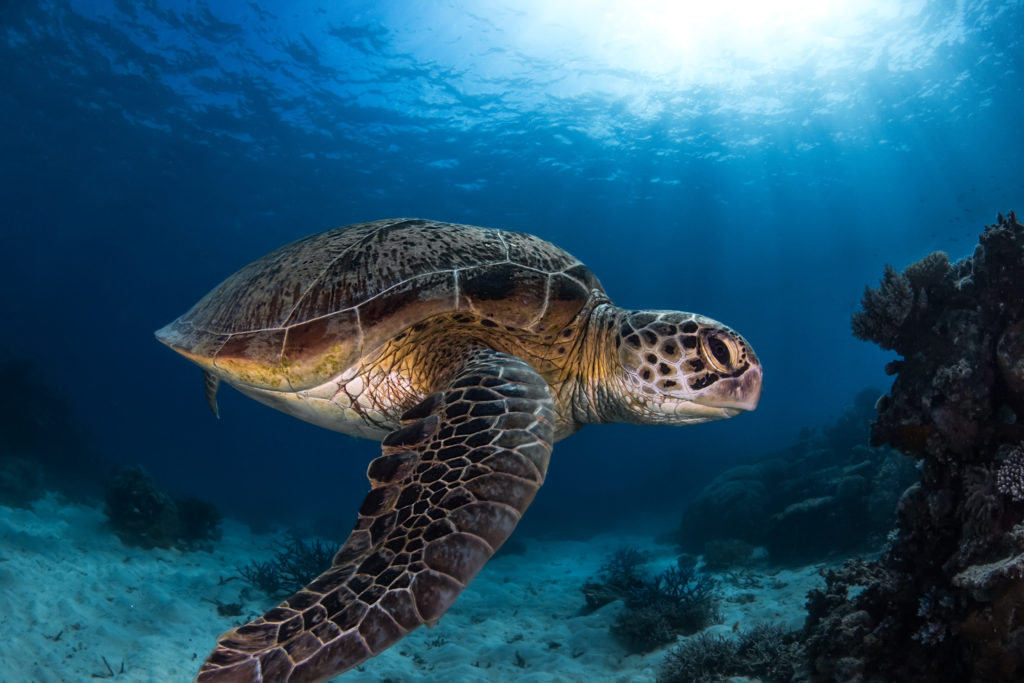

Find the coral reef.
xmin=616 ymin=563 xmax=719 ymax=652
xmin=658 ymin=632 xmax=735 ymax=683
xmin=996 ymin=444 xmax=1024 ymax=501
xmin=657 ymin=623 xmax=800 ymax=683
xmin=238 ymin=531 xmax=337 ymax=597
xmin=581 ymin=549 xmax=719 ymax=653
xmin=611 ymin=562 xmax=720 ymax=653
xmin=103 ymin=466 xmax=222 ymax=550
xmin=677 ymin=389 xmax=915 ymax=564
xmin=850 ymin=264 xmax=914 ymax=351
xmin=802 ymin=212 xmax=1024 ymax=681
xmin=175 ymin=495 xmax=224 ymax=549
xmin=104 ymin=466 xmax=179 ymax=548
xmin=580 ymin=546 xmax=650 ymax=612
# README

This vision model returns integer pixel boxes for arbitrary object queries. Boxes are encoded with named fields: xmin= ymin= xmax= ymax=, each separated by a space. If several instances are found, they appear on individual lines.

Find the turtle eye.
xmin=702 ymin=333 xmax=734 ymax=373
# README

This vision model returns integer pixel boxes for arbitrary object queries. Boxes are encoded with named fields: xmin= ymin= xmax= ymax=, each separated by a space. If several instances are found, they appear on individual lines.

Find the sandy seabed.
xmin=0 ymin=494 xmax=827 ymax=682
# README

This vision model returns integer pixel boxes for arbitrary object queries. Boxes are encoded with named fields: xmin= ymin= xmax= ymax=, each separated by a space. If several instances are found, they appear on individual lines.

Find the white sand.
xmin=0 ymin=494 xmax=830 ymax=682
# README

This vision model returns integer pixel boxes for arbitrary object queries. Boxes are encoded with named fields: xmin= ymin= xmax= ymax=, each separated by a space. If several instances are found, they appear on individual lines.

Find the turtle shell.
xmin=156 ymin=218 xmax=605 ymax=391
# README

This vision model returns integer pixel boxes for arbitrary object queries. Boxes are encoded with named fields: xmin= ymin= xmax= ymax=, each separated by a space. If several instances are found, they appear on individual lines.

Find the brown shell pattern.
xmin=157 ymin=219 xmax=605 ymax=391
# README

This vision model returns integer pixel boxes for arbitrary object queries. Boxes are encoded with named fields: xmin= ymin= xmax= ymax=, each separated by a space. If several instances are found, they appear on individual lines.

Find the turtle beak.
xmin=696 ymin=363 xmax=763 ymax=413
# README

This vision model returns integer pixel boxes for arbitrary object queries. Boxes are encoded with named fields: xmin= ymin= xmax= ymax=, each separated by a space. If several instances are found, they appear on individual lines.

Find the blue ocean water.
xmin=2 ymin=0 xmax=1022 ymax=545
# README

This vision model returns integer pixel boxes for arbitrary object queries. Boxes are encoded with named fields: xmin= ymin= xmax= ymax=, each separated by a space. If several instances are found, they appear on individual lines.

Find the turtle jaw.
xmin=624 ymin=387 xmax=757 ymax=425
xmin=664 ymin=400 xmax=745 ymax=423
xmin=653 ymin=374 xmax=760 ymax=424
xmin=690 ymin=361 xmax=763 ymax=414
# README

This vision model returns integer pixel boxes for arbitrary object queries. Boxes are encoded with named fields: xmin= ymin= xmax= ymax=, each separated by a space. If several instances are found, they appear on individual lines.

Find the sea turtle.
xmin=156 ymin=218 xmax=763 ymax=682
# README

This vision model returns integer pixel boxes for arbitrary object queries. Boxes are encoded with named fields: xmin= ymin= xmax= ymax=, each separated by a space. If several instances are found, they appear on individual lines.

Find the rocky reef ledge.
xmin=803 ymin=212 xmax=1024 ymax=682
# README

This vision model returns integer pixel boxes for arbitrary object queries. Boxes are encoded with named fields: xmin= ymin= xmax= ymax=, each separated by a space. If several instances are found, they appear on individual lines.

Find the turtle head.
xmin=607 ymin=309 xmax=762 ymax=425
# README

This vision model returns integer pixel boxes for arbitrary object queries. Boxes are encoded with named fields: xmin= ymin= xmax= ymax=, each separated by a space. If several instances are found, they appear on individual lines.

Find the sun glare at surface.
xmin=517 ymin=0 xmax=928 ymax=84
xmin=368 ymin=0 xmax=959 ymax=124
xmin=63 ymin=0 xmax=988 ymax=144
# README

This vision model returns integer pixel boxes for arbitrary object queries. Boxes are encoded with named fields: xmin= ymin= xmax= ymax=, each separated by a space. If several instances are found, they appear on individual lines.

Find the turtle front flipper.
xmin=196 ymin=348 xmax=554 ymax=683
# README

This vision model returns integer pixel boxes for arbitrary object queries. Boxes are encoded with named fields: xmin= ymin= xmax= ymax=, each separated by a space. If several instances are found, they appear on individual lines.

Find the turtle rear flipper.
xmin=196 ymin=348 xmax=554 ymax=683
xmin=204 ymin=370 xmax=221 ymax=418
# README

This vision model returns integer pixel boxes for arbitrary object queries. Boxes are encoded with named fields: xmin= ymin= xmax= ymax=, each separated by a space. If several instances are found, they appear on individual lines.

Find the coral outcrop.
xmin=804 ymin=212 xmax=1024 ymax=681
xmin=658 ymin=624 xmax=800 ymax=683
xmin=580 ymin=546 xmax=650 ymax=612
xmin=104 ymin=465 xmax=222 ymax=550
xmin=581 ymin=549 xmax=719 ymax=653
xmin=238 ymin=531 xmax=337 ymax=597
xmin=676 ymin=390 xmax=915 ymax=564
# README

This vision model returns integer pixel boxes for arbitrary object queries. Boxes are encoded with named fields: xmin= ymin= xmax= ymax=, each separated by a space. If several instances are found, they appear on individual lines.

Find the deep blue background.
xmin=2 ymin=0 xmax=1022 ymax=539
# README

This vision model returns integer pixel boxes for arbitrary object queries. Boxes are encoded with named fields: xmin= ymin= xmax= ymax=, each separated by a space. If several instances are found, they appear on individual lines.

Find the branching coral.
xmin=238 ymin=531 xmax=337 ymax=597
xmin=736 ymin=623 xmax=801 ymax=682
xmin=639 ymin=565 xmax=719 ymax=624
xmin=612 ymin=563 xmax=720 ymax=652
xmin=912 ymin=587 xmax=956 ymax=645
xmin=582 ymin=549 xmax=720 ymax=653
xmin=658 ymin=632 xmax=736 ymax=683
xmin=580 ymin=546 xmax=649 ymax=612
xmin=962 ymin=465 xmax=1005 ymax=539
xmin=851 ymin=264 xmax=914 ymax=351
xmin=657 ymin=624 xmax=799 ymax=683
xmin=904 ymin=250 xmax=952 ymax=290
xmin=996 ymin=445 xmax=1024 ymax=502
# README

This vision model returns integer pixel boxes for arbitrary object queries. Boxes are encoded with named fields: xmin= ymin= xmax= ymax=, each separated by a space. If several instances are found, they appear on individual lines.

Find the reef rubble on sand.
xmin=802 ymin=212 xmax=1024 ymax=682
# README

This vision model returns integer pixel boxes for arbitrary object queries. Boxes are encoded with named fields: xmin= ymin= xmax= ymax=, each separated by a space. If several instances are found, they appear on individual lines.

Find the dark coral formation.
xmin=580 ymin=546 xmax=650 ymax=612
xmin=677 ymin=389 xmax=915 ymax=564
xmin=996 ymin=443 xmax=1024 ymax=502
xmin=237 ymin=531 xmax=337 ymax=597
xmin=611 ymin=563 xmax=720 ymax=653
xmin=175 ymin=495 xmax=224 ymax=548
xmin=803 ymin=212 xmax=1024 ymax=681
xmin=581 ymin=549 xmax=719 ymax=653
xmin=104 ymin=466 xmax=180 ymax=548
xmin=104 ymin=465 xmax=222 ymax=550
xmin=658 ymin=623 xmax=800 ymax=683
